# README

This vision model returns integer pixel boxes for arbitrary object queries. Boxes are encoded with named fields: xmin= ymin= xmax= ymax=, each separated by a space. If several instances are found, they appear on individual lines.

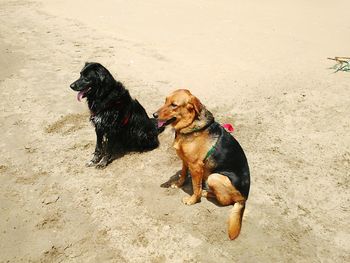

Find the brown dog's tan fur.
xmin=155 ymin=89 xmax=246 ymax=239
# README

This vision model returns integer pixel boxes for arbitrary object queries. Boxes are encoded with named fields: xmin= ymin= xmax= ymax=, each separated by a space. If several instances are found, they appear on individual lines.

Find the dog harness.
xmin=204 ymin=143 xmax=217 ymax=162
xmin=183 ymin=121 xmax=217 ymax=162
xmin=177 ymin=107 xmax=234 ymax=162
xmin=203 ymin=123 xmax=234 ymax=162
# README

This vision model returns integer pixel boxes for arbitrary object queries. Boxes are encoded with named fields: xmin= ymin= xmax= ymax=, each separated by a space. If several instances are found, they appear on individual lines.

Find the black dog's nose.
xmin=70 ymin=83 xmax=76 ymax=89
xmin=153 ymin=112 xmax=158 ymax=118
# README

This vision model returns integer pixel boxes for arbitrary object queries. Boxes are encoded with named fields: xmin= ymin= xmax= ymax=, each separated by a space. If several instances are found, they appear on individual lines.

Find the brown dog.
xmin=154 ymin=89 xmax=250 ymax=240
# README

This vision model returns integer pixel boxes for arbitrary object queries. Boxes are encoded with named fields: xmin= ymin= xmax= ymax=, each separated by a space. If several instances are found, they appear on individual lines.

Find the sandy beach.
xmin=1 ymin=0 xmax=349 ymax=262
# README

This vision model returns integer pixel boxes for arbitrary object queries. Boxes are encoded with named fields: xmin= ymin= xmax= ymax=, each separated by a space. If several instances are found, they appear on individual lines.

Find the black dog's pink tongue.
xmin=77 ymin=90 xmax=85 ymax=102
xmin=157 ymin=120 xmax=165 ymax=128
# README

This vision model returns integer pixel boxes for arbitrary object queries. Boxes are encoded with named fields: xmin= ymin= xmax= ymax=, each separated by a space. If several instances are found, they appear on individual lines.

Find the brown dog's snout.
xmin=153 ymin=112 xmax=159 ymax=118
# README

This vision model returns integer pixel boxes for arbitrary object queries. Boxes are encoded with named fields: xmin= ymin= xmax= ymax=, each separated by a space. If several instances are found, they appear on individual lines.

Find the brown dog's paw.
xmin=171 ymin=179 xmax=185 ymax=189
xmin=201 ymin=190 xmax=215 ymax=198
xmin=201 ymin=190 xmax=209 ymax=197
xmin=182 ymin=196 xmax=199 ymax=205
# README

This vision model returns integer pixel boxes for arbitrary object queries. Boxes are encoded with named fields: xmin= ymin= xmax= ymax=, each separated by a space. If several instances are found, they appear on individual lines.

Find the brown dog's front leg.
xmin=171 ymin=162 xmax=188 ymax=188
xmin=182 ymin=164 xmax=203 ymax=205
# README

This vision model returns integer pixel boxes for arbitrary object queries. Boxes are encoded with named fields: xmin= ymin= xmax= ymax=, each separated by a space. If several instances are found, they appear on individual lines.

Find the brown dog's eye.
xmin=170 ymin=103 xmax=177 ymax=108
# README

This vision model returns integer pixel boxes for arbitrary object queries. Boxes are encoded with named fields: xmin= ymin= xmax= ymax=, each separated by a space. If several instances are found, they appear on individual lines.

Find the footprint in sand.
xmin=36 ymin=211 xmax=63 ymax=230
xmin=45 ymin=113 xmax=89 ymax=135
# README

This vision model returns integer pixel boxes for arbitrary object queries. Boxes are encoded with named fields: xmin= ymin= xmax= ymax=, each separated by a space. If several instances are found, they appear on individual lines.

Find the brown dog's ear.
xmin=189 ymin=95 xmax=202 ymax=115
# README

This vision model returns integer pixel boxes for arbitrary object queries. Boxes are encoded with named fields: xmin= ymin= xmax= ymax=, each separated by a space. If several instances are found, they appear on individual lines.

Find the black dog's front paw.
xmin=85 ymin=153 xmax=102 ymax=167
xmin=95 ymin=156 xmax=110 ymax=169
xmin=86 ymin=160 xmax=98 ymax=167
xmin=95 ymin=162 xmax=107 ymax=169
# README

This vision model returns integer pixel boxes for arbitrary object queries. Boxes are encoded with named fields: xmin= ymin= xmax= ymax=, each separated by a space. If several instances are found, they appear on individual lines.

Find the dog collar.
xmin=121 ymin=113 xmax=131 ymax=126
xmin=204 ymin=143 xmax=217 ymax=162
xmin=179 ymin=109 xmax=215 ymax=135
xmin=186 ymin=120 xmax=214 ymax=134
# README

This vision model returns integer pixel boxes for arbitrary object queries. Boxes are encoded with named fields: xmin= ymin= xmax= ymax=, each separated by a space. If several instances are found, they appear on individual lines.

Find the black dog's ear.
xmin=81 ymin=62 xmax=93 ymax=73
xmin=96 ymin=66 xmax=106 ymax=82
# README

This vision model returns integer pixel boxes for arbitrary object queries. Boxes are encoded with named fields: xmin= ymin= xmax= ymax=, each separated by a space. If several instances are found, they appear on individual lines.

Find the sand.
xmin=0 ymin=0 xmax=349 ymax=262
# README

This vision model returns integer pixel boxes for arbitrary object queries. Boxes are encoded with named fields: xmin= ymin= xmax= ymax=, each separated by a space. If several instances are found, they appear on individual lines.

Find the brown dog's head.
xmin=153 ymin=89 xmax=207 ymax=132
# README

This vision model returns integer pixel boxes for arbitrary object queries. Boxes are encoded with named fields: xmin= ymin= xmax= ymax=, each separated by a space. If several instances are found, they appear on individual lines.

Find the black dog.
xmin=70 ymin=62 xmax=162 ymax=169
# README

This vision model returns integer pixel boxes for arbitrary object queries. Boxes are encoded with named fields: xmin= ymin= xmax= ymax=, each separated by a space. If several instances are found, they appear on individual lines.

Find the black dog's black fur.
xmin=70 ymin=62 xmax=162 ymax=168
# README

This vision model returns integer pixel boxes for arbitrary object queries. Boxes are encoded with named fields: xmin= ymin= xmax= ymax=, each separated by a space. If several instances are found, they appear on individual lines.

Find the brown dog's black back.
xmin=207 ymin=122 xmax=250 ymax=199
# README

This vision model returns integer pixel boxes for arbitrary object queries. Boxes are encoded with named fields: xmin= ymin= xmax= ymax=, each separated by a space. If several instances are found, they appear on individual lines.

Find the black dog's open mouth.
xmin=157 ymin=117 xmax=176 ymax=128
xmin=77 ymin=87 xmax=92 ymax=101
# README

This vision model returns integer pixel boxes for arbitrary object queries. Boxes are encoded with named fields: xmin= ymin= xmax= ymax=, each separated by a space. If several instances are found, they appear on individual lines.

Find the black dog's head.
xmin=70 ymin=62 xmax=115 ymax=101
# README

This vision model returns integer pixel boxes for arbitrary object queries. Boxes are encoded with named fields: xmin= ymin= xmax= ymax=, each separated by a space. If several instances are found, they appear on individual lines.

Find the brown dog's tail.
xmin=228 ymin=201 xmax=246 ymax=240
